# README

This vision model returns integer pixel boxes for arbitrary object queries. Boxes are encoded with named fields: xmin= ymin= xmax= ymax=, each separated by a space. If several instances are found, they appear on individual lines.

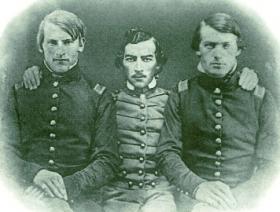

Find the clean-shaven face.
xmin=123 ymin=39 xmax=158 ymax=89
xmin=41 ymin=22 xmax=84 ymax=73
xmin=197 ymin=24 xmax=241 ymax=78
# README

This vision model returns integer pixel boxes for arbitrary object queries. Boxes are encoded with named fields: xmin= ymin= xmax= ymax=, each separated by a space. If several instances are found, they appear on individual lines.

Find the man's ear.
xmin=78 ymin=38 xmax=86 ymax=52
xmin=196 ymin=51 xmax=201 ymax=57
xmin=236 ymin=49 xmax=241 ymax=57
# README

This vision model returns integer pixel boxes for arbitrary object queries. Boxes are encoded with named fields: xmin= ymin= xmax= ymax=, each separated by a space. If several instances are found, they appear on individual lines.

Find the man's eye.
xmin=48 ymin=40 xmax=57 ymax=45
xmin=205 ymin=43 xmax=215 ymax=49
xmin=142 ymin=57 xmax=153 ymax=62
xmin=124 ymin=57 xmax=135 ymax=62
xmin=223 ymin=43 xmax=230 ymax=49
xmin=63 ymin=40 xmax=73 ymax=45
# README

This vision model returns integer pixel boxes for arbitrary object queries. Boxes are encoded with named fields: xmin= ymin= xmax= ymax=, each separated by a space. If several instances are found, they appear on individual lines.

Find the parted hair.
xmin=191 ymin=13 xmax=245 ymax=51
xmin=115 ymin=28 xmax=167 ymax=73
xmin=37 ymin=10 xmax=86 ymax=52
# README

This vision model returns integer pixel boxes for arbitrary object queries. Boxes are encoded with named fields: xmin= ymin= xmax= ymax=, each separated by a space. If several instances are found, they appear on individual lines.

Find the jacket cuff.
xmin=63 ymin=175 xmax=81 ymax=202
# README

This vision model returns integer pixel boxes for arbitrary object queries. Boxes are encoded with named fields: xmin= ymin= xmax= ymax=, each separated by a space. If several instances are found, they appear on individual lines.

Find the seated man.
xmin=3 ymin=10 xmax=119 ymax=212
xmin=157 ymin=13 xmax=280 ymax=211
xmin=22 ymin=27 xmax=258 ymax=212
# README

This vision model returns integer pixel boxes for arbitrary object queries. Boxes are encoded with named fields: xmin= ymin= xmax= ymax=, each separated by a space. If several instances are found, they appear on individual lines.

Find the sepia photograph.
xmin=0 ymin=0 xmax=279 ymax=211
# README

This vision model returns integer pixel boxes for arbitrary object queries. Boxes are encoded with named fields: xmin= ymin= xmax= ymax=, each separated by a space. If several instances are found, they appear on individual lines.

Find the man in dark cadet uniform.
xmin=157 ymin=13 xmax=280 ymax=211
xmin=3 ymin=10 xmax=119 ymax=211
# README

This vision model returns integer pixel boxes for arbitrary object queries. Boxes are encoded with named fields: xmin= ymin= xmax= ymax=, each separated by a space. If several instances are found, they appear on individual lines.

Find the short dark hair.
xmin=191 ymin=13 xmax=245 ymax=51
xmin=115 ymin=28 xmax=167 ymax=73
xmin=37 ymin=10 xmax=86 ymax=52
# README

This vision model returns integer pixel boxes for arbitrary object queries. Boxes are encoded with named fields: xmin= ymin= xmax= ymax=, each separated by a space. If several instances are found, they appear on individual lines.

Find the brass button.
xmin=140 ymin=116 xmax=146 ymax=121
xmin=51 ymin=106 xmax=58 ymax=112
xmin=215 ymin=138 xmax=222 ymax=144
xmin=49 ymin=146 xmax=55 ymax=152
xmin=215 ymin=112 xmax=222 ymax=118
xmin=138 ymin=170 xmax=143 ymax=175
xmin=151 ymin=182 xmax=156 ymax=187
xmin=122 ymin=170 xmax=127 ymax=176
xmin=215 ymin=99 xmax=222 ymax=105
xmin=215 ymin=124 xmax=221 ymax=130
xmin=185 ymin=191 xmax=189 ymax=195
xmin=138 ymin=182 xmax=144 ymax=188
xmin=139 ymin=157 xmax=144 ymax=163
xmin=140 ymin=129 xmax=146 ymax=135
xmin=120 ymin=155 xmax=124 ymax=160
xmin=140 ymin=143 xmax=146 ymax=149
xmin=117 ymin=141 xmax=121 ymax=145
xmin=49 ymin=133 xmax=56 ymax=139
xmin=112 ymin=96 xmax=117 ymax=101
xmin=214 ymin=88 xmax=221 ymax=94
xmin=48 ymin=159 xmax=55 ymax=165
xmin=215 ymin=161 xmax=221 ymax=166
xmin=52 ymin=93 xmax=58 ymax=99
xmin=154 ymin=170 xmax=158 ymax=176
xmin=214 ymin=171 xmax=221 ymax=177
xmin=128 ymin=181 xmax=133 ymax=187
xmin=53 ymin=81 xmax=59 ymax=87
xmin=50 ymin=120 xmax=56 ymax=126
xmin=177 ymin=188 xmax=180 ymax=191
xmin=215 ymin=150 xmax=222 ymax=157
xmin=140 ymin=103 xmax=145 ymax=109
xmin=114 ymin=90 xmax=120 ymax=94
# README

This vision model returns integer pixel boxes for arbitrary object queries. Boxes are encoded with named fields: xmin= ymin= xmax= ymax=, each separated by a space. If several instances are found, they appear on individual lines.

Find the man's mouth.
xmin=210 ymin=62 xmax=225 ymax=68
xmin=132 ymin=75 xmax=146 ymax=79
xmin=53 ymin=58 xmax=69 ymax=62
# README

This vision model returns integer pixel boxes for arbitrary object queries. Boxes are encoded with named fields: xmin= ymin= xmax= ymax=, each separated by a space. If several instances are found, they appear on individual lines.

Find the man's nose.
xmin=135 ymin=59 xmax=143 ymax=72
xmin=212 ymin=46 xmax=224 ymax=59
xmin=55 ymin=43 xmax=66 ymax=57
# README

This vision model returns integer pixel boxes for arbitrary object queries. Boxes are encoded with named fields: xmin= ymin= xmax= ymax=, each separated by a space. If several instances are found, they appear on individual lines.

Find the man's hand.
xmin=23 ymin=65 xmax=41 ymax=90
xmin=23 ymin=185 xmax=45 ymax=200
xmin=239 ymin=67 xmax=258 ymax=91
xmin=33 ymin=169 xmax=68 ymax=201
xmin=194 ymin=181 xmax=237 ymax=210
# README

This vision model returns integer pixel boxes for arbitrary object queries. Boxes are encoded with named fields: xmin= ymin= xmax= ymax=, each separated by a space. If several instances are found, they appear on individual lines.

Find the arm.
xmin=63 ymin=90 xmax=119 ymax=201
xmin=157 ymin=89 xmax=236 ymax=209
xmin=232 ymin=90 xmax=280 ymax=207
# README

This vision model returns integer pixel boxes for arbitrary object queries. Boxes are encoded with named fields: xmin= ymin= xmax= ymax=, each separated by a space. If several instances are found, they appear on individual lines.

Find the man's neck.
xmin=126 ymin=77 xmax=157 ymax=93
xmin=197 ymin=62 xmax=237 ymax=78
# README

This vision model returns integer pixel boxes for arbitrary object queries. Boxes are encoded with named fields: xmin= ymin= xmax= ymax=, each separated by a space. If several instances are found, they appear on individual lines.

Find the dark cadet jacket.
xmin=111 ymin=86 xmax=171 ymax=189
xmin=157 ymin=69 xmax=280 ymax=196
xmin=4 ymin=64 xmax=119 ymax=201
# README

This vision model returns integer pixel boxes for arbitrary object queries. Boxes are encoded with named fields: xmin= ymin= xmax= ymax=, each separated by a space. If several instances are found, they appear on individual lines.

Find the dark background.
xmin=0 ymin=0 xmax=279 ymax=104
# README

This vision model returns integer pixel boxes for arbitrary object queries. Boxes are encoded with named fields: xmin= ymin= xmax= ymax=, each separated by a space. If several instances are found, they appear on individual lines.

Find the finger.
xmin=205 ymin=195 xmax=229 ymax=210
xmin=214 ymin=185 xmax=237 ymax=209
xmin=40 ymin=183 xmax=55 ymax=198
xmin=24 ymin=71 xmax=33 ymax=90
xmin=56 ymin=176 xmax=68 ymax=200
xmin=45 ymin=180 xmax=65 ymax=199
xmin=239 ymin=70 xmax=248 ymax=86
xmin=29 ymin=71 xmax=38 ymax=89
xmin=26 ymin=71 xmax=36 ymax=90
xmin=33 ymin=69 xmax=41 ymax=87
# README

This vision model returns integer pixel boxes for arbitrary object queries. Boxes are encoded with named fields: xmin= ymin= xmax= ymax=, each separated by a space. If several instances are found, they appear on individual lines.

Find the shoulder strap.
xmin=14 ymin=82 xmax=24 ymax=90
xmin=93 ymin=83 xmax=106 ymax=95
xmin=178 ymin=79 xmax=189 ymax=93
xmin=253 ymin=85 xmax=266 ymax=100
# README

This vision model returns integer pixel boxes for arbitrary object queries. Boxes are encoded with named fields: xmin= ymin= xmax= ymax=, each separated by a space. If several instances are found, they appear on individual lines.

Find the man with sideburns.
xmin=3 ymin=10 xmax=119 ymax=211
xmin=157 ymin=13 xmax=280 ymax=211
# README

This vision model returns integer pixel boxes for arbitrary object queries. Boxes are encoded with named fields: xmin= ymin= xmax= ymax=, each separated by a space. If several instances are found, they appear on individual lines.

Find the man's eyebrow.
xmin=124 ymin=54 xmax=136 ymax=58
xmin=141 ymin=55 xmax=154 ymax=58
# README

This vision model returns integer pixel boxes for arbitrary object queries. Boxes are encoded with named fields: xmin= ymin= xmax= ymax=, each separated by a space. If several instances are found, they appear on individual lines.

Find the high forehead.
xmin=43 ymin=22 xmax=72 ymax=40
xmin=200 ymin=24 xmax=238 ymax=43
xmin=124 ymin=39 xmax=156 ymax=56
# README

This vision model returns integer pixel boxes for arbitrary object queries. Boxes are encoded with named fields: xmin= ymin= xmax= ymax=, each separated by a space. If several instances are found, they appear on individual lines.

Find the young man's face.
xmin=122 ymin=39 xmax=158 ymax=89
xmin=41 ymin=22 xmax=84 ymax=73
xmin=197 ymin=24 xmax=241 ymax=78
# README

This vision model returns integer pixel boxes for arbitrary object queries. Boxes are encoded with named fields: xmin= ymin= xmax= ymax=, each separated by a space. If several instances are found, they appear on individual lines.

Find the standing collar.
xmin=42 ymin=61 xmax=81 ymax=83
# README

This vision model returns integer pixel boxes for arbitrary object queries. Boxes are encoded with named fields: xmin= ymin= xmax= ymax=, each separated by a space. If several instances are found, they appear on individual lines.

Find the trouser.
xmin=99 ymin=179 xmax=177 ymax=212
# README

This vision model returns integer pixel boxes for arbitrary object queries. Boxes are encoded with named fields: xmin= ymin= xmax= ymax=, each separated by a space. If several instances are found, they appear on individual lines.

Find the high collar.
xmin=124 ymin=77 xmax=157 ymax=96
xmin=42 ymin=62 xmax=81 ymax=83
xmin=197 ymin=65 xmax=241 ymax=92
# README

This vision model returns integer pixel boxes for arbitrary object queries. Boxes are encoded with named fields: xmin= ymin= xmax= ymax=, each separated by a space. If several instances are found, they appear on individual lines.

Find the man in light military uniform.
xmin=21 ymin=26 xmax=258 ymax=212
xmin=3 ymin=10 xmax=119 ymax=212
xmin=157 ymin=13 xmax=280 ymax=211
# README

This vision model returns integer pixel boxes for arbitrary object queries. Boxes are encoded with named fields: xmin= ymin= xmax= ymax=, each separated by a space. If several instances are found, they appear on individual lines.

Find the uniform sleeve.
xmin=63 ymin=90 xmax=119 ymax=200
xmin=156 ymin=89 xmax=206 ymax=195
xmin=1 ymin=86 xmax=43 ymax=186
xmin=256 ymin=90 xmax=280 ymax=163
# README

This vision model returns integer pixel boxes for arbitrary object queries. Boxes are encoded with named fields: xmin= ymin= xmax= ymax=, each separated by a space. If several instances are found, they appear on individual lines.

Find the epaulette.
xmin=93 ymin=83 xmax=106 ymax=95
xmin=14 ymin=82 xmax=24 ymax=90
xmin=178 ymin=79 xmax=189 ymax=93
xmin=253 ymin=85 xmax=265 ymax=99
